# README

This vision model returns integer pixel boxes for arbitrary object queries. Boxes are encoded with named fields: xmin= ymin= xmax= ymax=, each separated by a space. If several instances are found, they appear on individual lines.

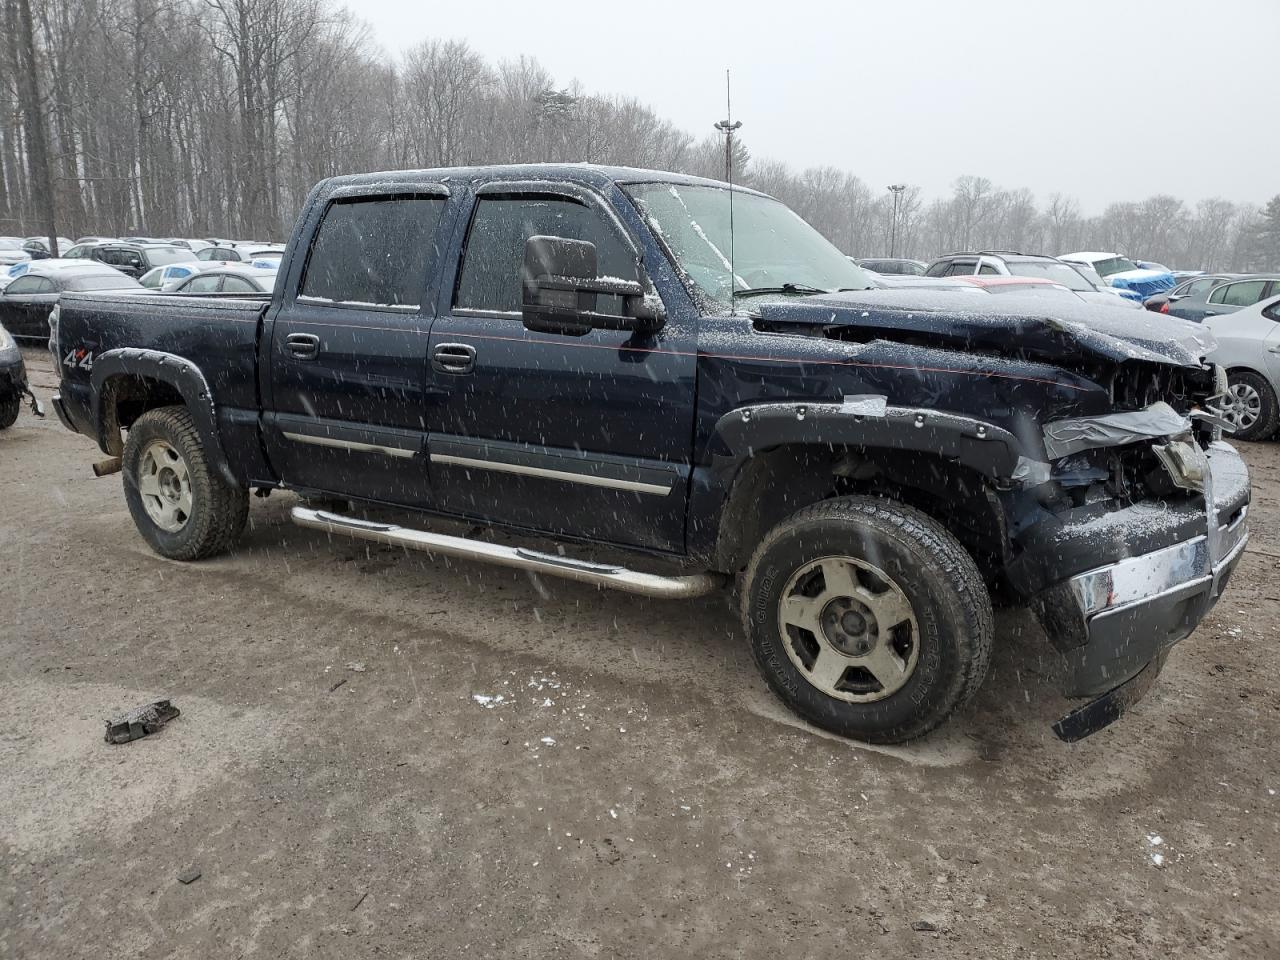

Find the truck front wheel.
xmin=122 ymin=406 xmax=249 ymax=560
xmin=741 ymin=496 xmax=993 ymax=744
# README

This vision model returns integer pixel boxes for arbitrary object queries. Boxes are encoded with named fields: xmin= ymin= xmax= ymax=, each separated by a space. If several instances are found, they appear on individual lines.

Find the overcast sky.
xmin=355 ymin=0 xmax=1278 ymax=212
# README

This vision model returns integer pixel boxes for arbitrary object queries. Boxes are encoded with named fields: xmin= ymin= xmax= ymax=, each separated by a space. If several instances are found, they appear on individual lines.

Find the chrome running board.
xmin=291 ymin=507 xmax=726 ymax=600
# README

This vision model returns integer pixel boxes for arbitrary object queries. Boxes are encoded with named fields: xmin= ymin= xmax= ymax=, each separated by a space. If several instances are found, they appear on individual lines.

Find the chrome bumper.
xmin=1031 ymin=441 xmax=1249 ymax=717
xmin=1068 ymin=505 xmax=1247 ymax=627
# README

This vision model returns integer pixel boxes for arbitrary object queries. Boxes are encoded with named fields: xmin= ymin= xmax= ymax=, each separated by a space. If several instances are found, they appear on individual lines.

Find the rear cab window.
xmin=299 ymin=195 xmax=446 ymax=311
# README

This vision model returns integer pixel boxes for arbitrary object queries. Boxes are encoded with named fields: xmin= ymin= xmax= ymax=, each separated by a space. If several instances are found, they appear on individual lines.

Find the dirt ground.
xmin=2 ymin=344 xmax=1278 ymax=959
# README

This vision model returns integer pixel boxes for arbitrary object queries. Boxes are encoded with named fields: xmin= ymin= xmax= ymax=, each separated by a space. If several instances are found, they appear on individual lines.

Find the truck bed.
xmin=53 ymin=292 xmax=269 ymax=460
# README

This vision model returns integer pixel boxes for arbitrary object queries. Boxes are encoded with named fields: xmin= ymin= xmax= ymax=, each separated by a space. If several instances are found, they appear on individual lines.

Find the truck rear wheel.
xmin=122 ymin=406 xmax=248 ymax=560
xmin=741 ymin=496 xmax=993 ymax=743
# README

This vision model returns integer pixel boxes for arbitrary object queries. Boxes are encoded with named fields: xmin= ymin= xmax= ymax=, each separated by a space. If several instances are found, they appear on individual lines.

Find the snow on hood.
xmin=751 ymin=288 xmax=1216 ymax=369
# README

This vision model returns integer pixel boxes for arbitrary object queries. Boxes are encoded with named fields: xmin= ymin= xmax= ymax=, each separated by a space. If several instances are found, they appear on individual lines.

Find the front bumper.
xmin=1029 ymin=442 xmax=1249 ymax=736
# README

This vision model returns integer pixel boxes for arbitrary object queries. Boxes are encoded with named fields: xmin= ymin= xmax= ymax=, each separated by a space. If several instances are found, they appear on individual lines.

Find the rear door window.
xmin=300 ymin=196 xmax=445 ymax=309
xmin=186 ymin=275 xmax=223 ymax=293
xmin=221 ymin=275 xmax=258 ymax=293
xmin=1216 ymin=280 xmax=1267 ymax=306
xmin=5 ymin=275 xmax=54 ymax=294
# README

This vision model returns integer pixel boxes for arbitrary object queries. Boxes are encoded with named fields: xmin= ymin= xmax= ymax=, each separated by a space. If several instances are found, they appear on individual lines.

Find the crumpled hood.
xmin=752 ymin=288 xmax=1216 ymax=369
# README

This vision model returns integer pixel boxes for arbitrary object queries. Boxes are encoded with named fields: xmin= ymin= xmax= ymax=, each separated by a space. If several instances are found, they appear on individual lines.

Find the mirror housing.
xmin=521 ymin=235 xmax=665 ymax=337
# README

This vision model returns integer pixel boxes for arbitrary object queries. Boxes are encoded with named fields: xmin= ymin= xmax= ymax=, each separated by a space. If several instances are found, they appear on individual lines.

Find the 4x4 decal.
xmin=63 ymin=347 xmax=93 ymax=371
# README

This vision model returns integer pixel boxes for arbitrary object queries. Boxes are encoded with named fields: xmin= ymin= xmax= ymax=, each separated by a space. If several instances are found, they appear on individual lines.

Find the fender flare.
xmin=686 ymin=400 xmax=1033 ymax=568
xmin=707 ymin=401 xmax=1029 ymax=480
xmin=90 ymin=348 xmax=237 ymax=486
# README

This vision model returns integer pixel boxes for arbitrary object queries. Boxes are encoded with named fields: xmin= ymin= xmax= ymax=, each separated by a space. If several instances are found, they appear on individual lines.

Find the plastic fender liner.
xmin=90 ymin=348 xmax=237 ymax=486
xmin=1051 ymin=652 xmax=1167 ymax=743
xmin=708 ymin=401 xmax=1027 ymax=481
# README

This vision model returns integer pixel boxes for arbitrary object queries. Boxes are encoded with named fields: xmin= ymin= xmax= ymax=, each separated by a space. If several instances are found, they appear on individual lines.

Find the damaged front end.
xmin=1007 ymin=369 xmax=1249 ymax=742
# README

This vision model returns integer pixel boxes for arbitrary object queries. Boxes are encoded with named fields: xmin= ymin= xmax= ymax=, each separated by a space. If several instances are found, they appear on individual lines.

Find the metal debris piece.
xmin=104 ymin=699 xmax=180 ymax=744
xmin=178 ymin=866 xmax=202 ymax=885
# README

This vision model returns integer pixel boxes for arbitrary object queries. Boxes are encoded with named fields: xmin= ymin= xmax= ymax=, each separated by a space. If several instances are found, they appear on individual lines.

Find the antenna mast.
xmin=714 ymin=70 xmax=741 ymax=312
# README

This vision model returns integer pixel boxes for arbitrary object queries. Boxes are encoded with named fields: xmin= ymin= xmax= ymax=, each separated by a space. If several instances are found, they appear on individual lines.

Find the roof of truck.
xmin=320 ymin=163 xmax=769 ymax=197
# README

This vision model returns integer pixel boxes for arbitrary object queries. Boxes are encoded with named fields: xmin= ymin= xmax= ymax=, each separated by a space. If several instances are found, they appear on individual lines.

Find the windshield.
xmin=65 ymin=273 xmax=140 ymax=291
xmin=1007 ymin=261 xmax=1093 ymax=291
xmin=146 ymin=246 xmax=198 ymax=265
xmin=623 ymin=183 xmax=873 ymax=306
xmin=1092 ymin=256 xmax=1139 ymax=277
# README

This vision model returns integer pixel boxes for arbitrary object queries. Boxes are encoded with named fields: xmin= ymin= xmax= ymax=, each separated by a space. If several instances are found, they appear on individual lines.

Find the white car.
xmin=0 ymin=237 xmax=32 ymax=267
xmin=168 ymin=263 xmax=278 ymax=294
xmin=1203 ymin=294 xmax=1280 ymax=441
xmin=138 ymin=261 xmax=224 ymax=292
xmin=1059 ymin=251 xmax=1175 ymax=299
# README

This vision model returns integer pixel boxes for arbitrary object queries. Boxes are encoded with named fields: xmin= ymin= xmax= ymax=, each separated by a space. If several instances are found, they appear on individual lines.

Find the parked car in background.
xmin=1 ymin=320 xmax=44 ymax=429
xmin=1166 ymin=275 xmax=1280 ymax=323
xmin=1059 ymin=251 xmax=1175 ymax=298
xmin=23 ymin=237 xmax=75 ymax=259
xmin=1203 ymin=294 xmax=1280 ymax=441
xmin=74 ymin=235 xmax=117 ymax=246
xmin=197 ymin=242 xmax=284 ymax=263
xmin=169 ymin=263 xmax=278 ymax=294
xmin=853 ymin=257 xmax=927 ymax=276
xmin=925 ymin=251 xmax=1141 ymax=307
xmin=88 ymin=241 xmax=198 ymax=279
xmin=1065 ymin=260 xmax=1144 ymax=302
xmin=0 ymin=260 xmax=141 ymax=339
xmin=138 ymin=261 xmax=223 ymax=292
xmin=1144 ymin=274 xmax=1239 ymax=313
xmin=0 ymin=237 xmax=32 ymax=267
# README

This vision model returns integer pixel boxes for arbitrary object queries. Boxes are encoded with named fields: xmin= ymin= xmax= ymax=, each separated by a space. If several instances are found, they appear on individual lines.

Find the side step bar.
xmin=291 ymin=507 xmax=727 ymax=600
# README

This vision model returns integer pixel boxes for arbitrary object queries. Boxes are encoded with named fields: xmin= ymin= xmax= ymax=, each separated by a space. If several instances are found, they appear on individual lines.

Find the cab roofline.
xmin=316 ymin=163 xmax=773 ymax=200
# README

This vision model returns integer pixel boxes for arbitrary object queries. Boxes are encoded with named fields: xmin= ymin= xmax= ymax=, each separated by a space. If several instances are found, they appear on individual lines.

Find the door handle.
xmin=433 ymin=342 xmax=477 ymax=375
xmin=285 ymin=332 xmax=320 ymax=360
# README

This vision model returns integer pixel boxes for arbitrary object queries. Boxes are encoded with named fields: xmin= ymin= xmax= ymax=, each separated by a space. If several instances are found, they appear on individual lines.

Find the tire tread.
xmin=123 ymin=405 xmax=248 ymax=560
xmin=741 ymin=494 xmax=994 ymax=743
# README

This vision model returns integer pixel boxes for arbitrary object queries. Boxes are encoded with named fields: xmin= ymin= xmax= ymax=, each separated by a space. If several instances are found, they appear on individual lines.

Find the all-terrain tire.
xmin=122 ymin=405 xmax=249 ymax=560
xmin=1225 ymin=370 xmax=1279 ymax=442
xmin=741 ymin=495 xmax=994 ymax=744
xmin=0 ymin=395 xmax=19 ymax=430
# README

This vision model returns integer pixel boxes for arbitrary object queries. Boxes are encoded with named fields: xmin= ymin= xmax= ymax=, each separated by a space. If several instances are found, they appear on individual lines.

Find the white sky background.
xmin=353 ymin=0 xmax=1279 ymax=212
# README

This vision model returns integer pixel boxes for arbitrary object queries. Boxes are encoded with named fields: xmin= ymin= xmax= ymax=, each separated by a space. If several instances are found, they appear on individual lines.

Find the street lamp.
xmin=714 ymin=119 xmax=742 ymax=183
xmin=887 ymin=184 xmax=907 ymax=257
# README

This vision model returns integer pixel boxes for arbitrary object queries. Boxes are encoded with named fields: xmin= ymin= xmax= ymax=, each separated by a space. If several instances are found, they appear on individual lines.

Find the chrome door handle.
xmin=433 ymin=342 xmax=477 ymax=375
xmin=285 ymin=333 xmax=320 ymax=360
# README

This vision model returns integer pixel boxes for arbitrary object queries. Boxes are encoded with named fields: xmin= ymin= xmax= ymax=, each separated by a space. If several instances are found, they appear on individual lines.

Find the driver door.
xmin=423 ymin=182 xmax=696 ymax=552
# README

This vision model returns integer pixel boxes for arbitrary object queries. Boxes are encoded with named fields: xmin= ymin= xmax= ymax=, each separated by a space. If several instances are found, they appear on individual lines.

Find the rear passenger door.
xmin=422 ymin=181 xmax=696 ymax=552
xmin=263 ymin=186 xmax=455 ymax=507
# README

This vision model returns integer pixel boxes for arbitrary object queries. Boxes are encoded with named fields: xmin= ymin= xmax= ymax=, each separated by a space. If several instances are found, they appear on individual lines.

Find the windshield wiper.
xmin=735 ymin=283 xmax=831 ymax=299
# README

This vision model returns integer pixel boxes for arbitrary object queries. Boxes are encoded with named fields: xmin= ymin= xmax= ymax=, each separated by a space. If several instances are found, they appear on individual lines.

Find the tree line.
xmin=2 ymin=0 xmax=1277 ymax=270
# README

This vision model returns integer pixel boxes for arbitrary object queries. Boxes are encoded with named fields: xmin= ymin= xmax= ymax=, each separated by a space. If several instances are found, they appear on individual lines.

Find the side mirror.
xmin=521 ymin=235 xmax=665 ymax=337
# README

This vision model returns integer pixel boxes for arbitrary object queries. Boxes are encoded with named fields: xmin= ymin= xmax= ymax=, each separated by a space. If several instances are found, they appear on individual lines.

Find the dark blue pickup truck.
xmin=48 ymin=164 xmax=1250 ymax=744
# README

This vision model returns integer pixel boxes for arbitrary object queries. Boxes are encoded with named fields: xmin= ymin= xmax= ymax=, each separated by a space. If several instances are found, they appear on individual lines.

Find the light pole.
xmin=887 ymin=184 xmax=907 ymax=257
xmin=714 ymin=119 xmax=742 ymax=183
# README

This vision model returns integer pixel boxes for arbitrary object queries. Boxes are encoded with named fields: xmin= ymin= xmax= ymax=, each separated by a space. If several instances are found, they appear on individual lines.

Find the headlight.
xmin=0 ymin=326 xmax=14 ymax=351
